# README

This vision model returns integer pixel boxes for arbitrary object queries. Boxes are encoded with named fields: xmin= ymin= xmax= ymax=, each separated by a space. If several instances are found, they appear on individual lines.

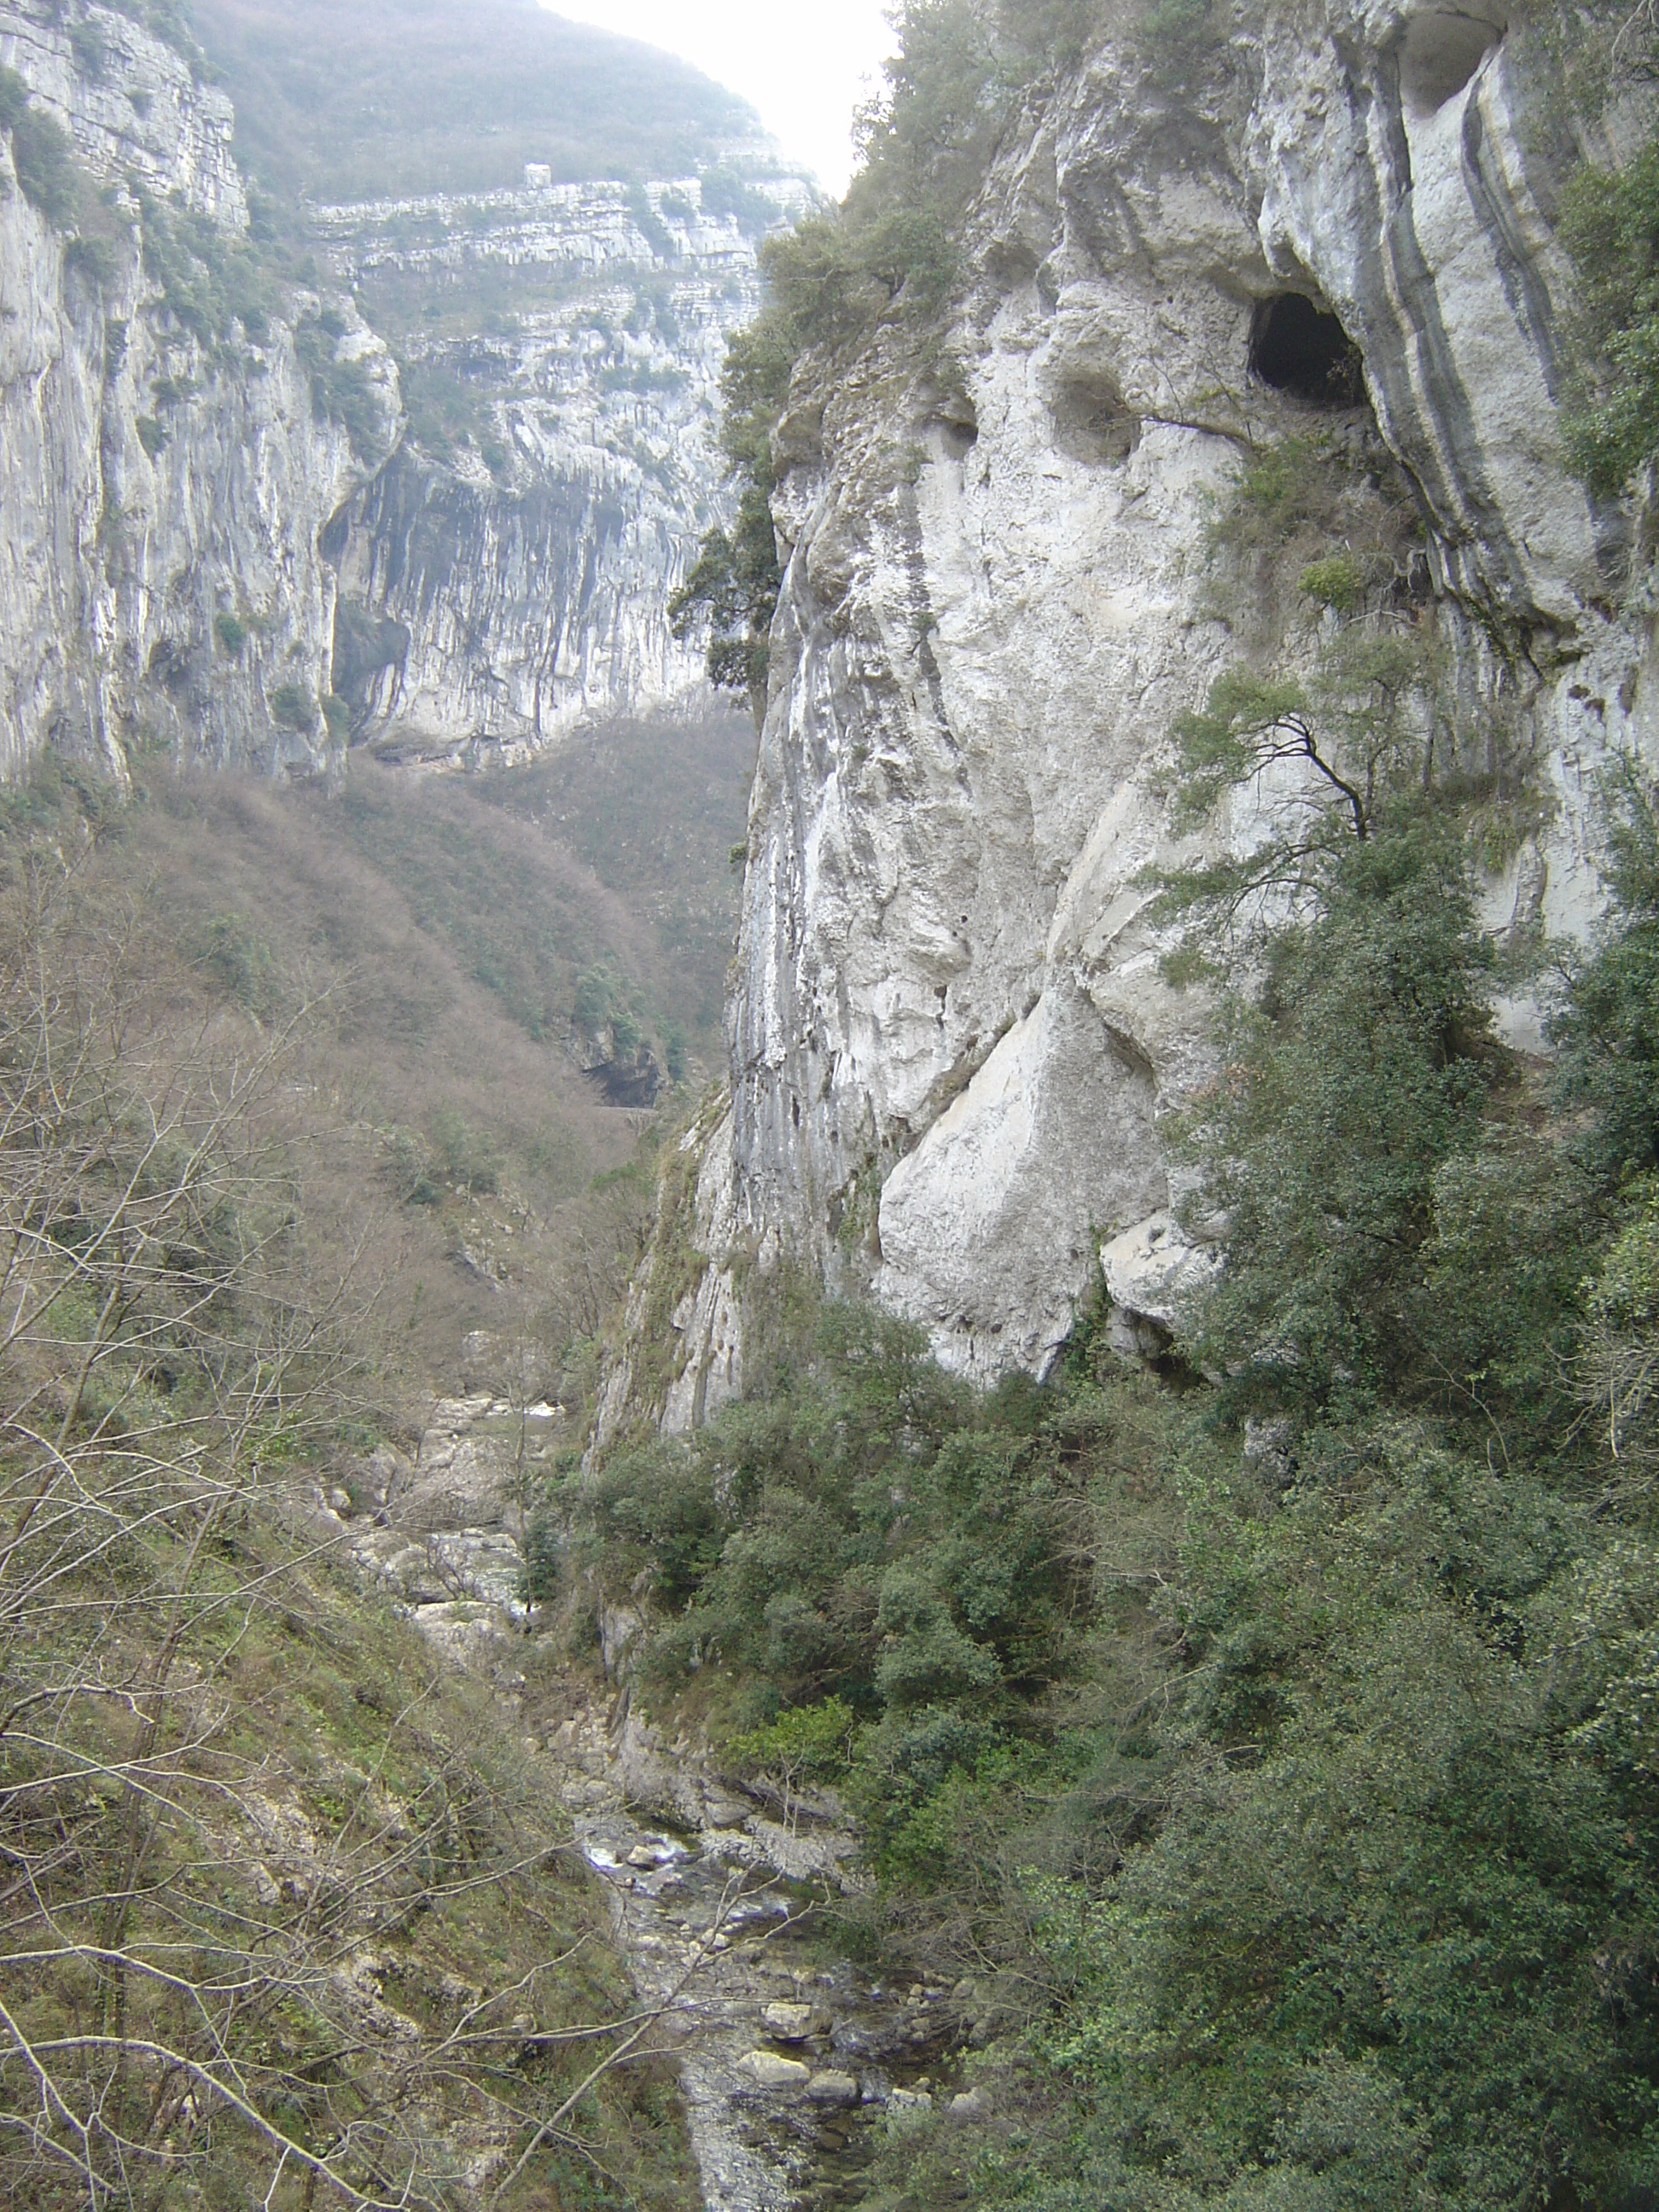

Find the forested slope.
xmin=0 ymin=748 xmax=737 ymax=2209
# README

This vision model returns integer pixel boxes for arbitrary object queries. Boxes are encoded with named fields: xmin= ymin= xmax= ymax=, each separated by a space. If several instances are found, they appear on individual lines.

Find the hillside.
xmin=0 ymin=751 xmax=713 ymax=2210
xmin=188 ymin=0 xmax=765 ymax=203
xmin=55 ymin=713 xmax=751 ymax=1389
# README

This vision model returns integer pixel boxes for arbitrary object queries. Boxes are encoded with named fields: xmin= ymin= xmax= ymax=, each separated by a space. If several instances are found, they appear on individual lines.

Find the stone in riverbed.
xmin=805 ymin=2070 xmax=859 ymax=2104
xmin=760 ymin=2000 xmax=830 ymax=2040
xmin=888 ymin=2087 xmax=934 ymax=2116
xmin=736 ymin=2050 xmax=812 ymax=2090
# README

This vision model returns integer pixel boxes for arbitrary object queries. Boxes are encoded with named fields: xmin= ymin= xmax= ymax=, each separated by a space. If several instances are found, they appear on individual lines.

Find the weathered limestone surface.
xmin=638 ymin=3 xmax=1659 ymax=1402
xmin=0 ymin=1 xmax=401 ymax=782
xmin=0 ymin=15 xmax=794 ymax=783
xmin=323 ymin=172 xmax=815 ymax=758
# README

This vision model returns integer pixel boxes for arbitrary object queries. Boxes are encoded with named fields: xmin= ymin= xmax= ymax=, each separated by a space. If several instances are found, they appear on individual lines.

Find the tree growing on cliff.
xmin=1167 ymin=818 xmax=1503 ymax=1410
xmin=669 ymin=313 xmax=795 ymax=712
xmin=1563 ymin=128 xmax=1659 ymax=494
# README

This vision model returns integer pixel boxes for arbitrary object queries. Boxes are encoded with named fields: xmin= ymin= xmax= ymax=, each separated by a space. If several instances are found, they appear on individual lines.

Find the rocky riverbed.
xmin=305 ymin=1391 xmax=986 ymax=2211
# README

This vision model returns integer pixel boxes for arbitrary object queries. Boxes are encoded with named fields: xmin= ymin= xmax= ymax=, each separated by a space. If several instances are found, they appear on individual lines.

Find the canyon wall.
xmin=0 ymin=4 xmax=795 ymax=782
xmin=0 ymin=0 xmax=401 ymax=782
xmin=323 ymin=172 xmax=812 ymax=763
xmin=598 ymin=0 xmax=1659 ymax=1436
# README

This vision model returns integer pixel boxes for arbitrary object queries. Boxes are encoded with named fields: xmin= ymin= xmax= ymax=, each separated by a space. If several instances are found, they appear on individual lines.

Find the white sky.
xmin=539 ymin=3 xmax=897 ymax=197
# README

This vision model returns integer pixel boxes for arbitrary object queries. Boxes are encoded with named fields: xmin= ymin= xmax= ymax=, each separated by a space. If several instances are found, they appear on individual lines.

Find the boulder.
xmin=805 ymin=2070 xmax=859 ymax=2104
xmin=888 ymin=2087 xmax=934 ymax=2117
xmin=735 ymin=2051 xmax=811 ymax=2091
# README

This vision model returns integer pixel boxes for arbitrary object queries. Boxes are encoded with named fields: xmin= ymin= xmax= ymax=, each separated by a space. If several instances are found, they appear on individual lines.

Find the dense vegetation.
xmin=186 ymin=0 xmax=761 ymax=204
xmin=564 ymin=737 xmax=1659 ymax=2206
xmin=595 ymin=8 xmax=1659 ymax=2163
xmin=1563 ymin=131 xmax=1659 ymax=494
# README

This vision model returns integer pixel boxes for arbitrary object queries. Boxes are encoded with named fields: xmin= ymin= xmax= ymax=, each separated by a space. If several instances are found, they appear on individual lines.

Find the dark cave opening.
xmin=1249 ymin=293 xmax=1365 ymax=408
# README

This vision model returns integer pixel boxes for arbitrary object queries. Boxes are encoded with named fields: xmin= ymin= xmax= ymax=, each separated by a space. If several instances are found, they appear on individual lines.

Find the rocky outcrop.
xmin=632 ymin=2 xmax=1659 ymax=1402
xmin=0 ymin=1 xmax=401 ymax=783
xmin=324 ymin=171 xmax=814 ymax=760
xmin=0 ymin=11 xmax=783 ymax=785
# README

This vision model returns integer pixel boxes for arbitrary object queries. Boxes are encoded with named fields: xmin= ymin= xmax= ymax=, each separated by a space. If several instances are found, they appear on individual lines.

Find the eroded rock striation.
xmin=603 ymin=0 xmax=1659 ymax=1424
xmin=323 ymin=171 xmax=814 ymax=763
xmin=0 ymin=0 xmax=401 ymax=781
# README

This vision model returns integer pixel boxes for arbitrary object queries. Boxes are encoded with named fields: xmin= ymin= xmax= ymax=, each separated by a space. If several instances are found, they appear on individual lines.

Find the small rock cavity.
xmin=1249 ymin=293 xmax=1365 ymax=408
xmin=1397 ymin=6 xmax=1505 ymax=117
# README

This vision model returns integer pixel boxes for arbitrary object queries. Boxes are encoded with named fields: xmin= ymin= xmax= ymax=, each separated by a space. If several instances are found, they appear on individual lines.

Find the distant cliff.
xmin=0 ymin=0 xmax=401 ymax=782
xmin=322 ymin=171 xmax=812 ymax=762
xmin=597 ymin=0 xmax=1659 ymax=1436
xmin=0 ymin=0 xmax=806 ymax=783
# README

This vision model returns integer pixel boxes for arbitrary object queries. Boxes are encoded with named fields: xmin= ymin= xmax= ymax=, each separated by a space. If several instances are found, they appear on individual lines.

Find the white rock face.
xmin=0 ymin=1 xmax=401 ymax=783
xmin=637 ymin=6 xmax=1659 ymax=1397
xmin=0 ymin=0 xmax=245 ymax=225
xmin=1100 ymin=1212 xmax=1223 ymax=1359
xmin=323 ymin=172 xmax=814 ymax=758
xmin=876 ymin=980 xmax=1164 ymax=1376
xmin=0 ymin=11 xmax=771 ymax=784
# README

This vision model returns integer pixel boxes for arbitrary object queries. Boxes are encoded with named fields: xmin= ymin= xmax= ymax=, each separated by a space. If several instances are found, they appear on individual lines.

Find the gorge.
xmin=2 ymin=1 xmax=1658 ymax=2208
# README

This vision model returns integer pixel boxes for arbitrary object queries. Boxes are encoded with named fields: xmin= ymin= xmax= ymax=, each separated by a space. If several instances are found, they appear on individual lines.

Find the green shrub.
xmin=1138 ymin=0 xmax=1216 ymax=73
xmin=12 ymin=106 xmax=83 ymax=228
xmin=1299 ymin=550 xmax=1366 ymax=611
xmin=1171 ymin=820 xmax=1499 ymax=1412
xmin=0 ymin=64 xmax=27 ymax=131
xmin=521 ymin=1511 xmax=566 ymax=1607
xmin=1551 ymin=754 xmax=1659 ymax=1179
xmin=626 ymin=181 xmax=675 ymax=263
xmin=65 ymin=232 xmax=120 ymax=288
xmin=724 ymin=1696 xmax=857 ymax=1781
xmin=697 ymin=165 xmax=777 ymax=235
xmin=69 ymin=20 xmax=108 ymax=81
xmin=668 ymin=315 xmax=797 ymax=698
xmin=192 ymin=912 xmax=279 ymax=1014
xmin=294 ymin=314 xmax=382 ymax=459
xmin=213 ymin=610 xmax=247 ymax=655
xmin=387 ymin=1129 xmax=440 ymax=1208
xmin=136 ymin=414 xmax=166 ymax=457
xmin=1561 ymin=133 xmax=1659 ymax=495
xmin=135 ymin=187 xmax=279 ymax=352
xmin=268 ymin=681 xmax=315 ymax=731
xmin=428 ymin=1106 xmax=499 ymax=1196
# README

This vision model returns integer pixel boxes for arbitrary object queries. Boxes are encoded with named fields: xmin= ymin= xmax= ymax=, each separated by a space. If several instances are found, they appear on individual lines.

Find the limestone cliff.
xmin=0 ymin=0 xmax=401 ymax=782
xmin=321 ymin=171 xmax=812 ymax=761
xmin=0 ymin=5 xmax=780 ymax=783
xmin=600 ymin=0 xmax=1659 ymax=1434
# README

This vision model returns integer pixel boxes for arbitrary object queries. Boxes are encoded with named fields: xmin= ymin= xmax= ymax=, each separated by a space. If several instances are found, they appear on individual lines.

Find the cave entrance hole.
xmin=1249 ymin=294 xmax=1365 ymax=409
